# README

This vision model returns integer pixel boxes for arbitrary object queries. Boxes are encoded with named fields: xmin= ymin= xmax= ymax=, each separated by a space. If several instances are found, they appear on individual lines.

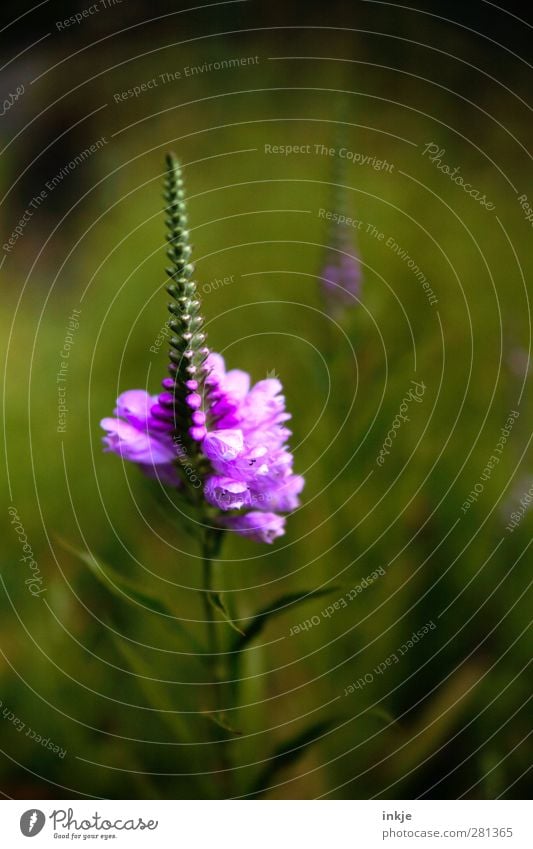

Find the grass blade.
xmin=249 ymin=718 xmax=337 ymax=797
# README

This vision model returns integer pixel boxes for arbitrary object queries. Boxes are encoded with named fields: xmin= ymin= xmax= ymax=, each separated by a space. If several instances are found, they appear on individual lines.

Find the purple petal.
xmin=203 ymin=429 xmax=244 ymax=462
xmin=204 ymin=475 xmax=249 ymax=510
xmin=101 ymin=417 xmax=176 ymax=465
xmin=266 ymin=474 xmax=305 ymax=511
xmin=224 ymin=369 xmax=251 ymax=399
xmin=114 ymin=390 xmax=156 ymax=428
xmin=222 ymin=511 xmax=285 ymax=543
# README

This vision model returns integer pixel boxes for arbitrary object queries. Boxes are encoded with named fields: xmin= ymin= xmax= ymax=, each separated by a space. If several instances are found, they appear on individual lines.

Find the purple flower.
xmin=198 ymin=353 xmax=304 ymax=537
xmin=101 ymin=156 xmax=303 ymax=544
xmin=101 ymin=390 xmax=180 ymax=485
xmin=101 ymin=356 xmax=304 ymax=543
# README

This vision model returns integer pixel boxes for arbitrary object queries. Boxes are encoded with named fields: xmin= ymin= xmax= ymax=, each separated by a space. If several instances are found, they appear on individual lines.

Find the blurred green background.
xmin=1 ymin=0 xmax=531 ymax=799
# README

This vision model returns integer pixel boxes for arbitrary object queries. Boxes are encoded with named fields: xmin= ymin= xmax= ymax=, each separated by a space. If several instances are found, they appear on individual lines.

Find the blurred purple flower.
xmin=507 ymin=347 xmax=531 ymax=378
xmin=321 ymin=249 xmax=362 ymax=312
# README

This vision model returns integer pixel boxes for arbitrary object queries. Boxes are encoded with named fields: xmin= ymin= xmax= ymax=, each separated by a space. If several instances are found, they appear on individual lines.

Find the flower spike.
xmin=100 ymin=154 xmax=304 ymax=543
xmin=160 ymin=153 xmax=209 ymax=448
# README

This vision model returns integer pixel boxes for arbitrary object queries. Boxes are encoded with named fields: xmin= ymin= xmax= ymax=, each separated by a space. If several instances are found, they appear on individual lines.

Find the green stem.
xmin=202 ymin=549 xmax=217 ymax=693
xmin=201 ymin=527 xmax=234 ymax=797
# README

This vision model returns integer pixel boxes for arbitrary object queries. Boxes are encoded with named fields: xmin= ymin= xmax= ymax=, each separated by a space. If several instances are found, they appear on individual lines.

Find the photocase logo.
xmin=20 ymin=809 xmax=46 ymax=837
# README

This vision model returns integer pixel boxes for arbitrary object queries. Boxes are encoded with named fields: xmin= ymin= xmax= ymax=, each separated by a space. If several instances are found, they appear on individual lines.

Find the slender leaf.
xmin=209 ymin=591 xmax=245 ymax=636
xmin=201 ymin=710 xmax=243 ymax=736
xmin=113 ymin=637 xmax=190 ymax=737
xmin=113 ymin=638 xmax=216 ymax=798
xmin=249 ymin=718 xmax=337 ymax=797
xmin=232 ymin=587 xmax=341 ymax=652
xmin=58 ymin=537 xmax=203 ymax=651
xmin=58 ymin=537 xmax=175 ymax=616
xmin=366 ymin=707 xmax=397 ymax=727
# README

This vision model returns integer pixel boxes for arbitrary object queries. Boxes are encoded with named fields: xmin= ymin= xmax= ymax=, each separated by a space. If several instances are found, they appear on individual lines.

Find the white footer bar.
xmin=0 ymin=799 xmax=529 ymax=848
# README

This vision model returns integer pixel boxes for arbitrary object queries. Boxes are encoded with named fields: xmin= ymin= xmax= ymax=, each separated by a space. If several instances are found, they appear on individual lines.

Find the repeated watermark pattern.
xmin=57 ymin=309 xmax=82 ymax=433
xmin=150 ymin=277 xmax=234 ymax=354
xmin=504 ymin=479 xmax=533 ymax=533
xmin=360 ymin=219 xmax=438 ymax=307
xmin=376 ymin=380 xmax=426 ymax=466
xmin=265 ymin=142 xmax=394 ymax=172
xmin=421 ymin=143 xmax=495 ymax=211
xmin=113 ymin=57 xmax=260 ymax=102
xmin=149 ymin=318 xmax=172 ymax=355
xmin=202 ymin=273 xmax=235 ymax=295
xmin=318 ymin=207 xmax=363 ymax=231
xmin=382 ymin=233 xmax=438 ymax=306
xmin=0 ymin=0 xmax=529 ymax=809
xmin=319 ymin=209 xmax=437 ymax=305
xmin=1 ymin=83 xmax=24 ymax=116
xmin=55 ymin=0 xmax=123 ymax=30
xmin=289 ymin=567 xmax=386 ymax=636
xmin=461 ymin=410 xmax=519 ymax=513
xmin=343 ymin=620 xmax=436 ymax=695
xmin=517 ymin=194 xmax=533 ymax=228
xmin=3 ymin=138 xmax=108 ymax=254
xmin=0 ymin=700 xmax=67 ymax=759
xmin=8 ymin=506 xmax=46 ymax=597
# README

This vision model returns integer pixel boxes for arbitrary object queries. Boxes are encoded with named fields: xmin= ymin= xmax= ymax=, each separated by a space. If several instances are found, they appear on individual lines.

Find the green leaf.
xmin=365 ymin=707 xmax=397 ymax=727
xmin=112 ymin=638 xmax=216 ymax=799
xmin=57 ymin=537 xmax=203 ymax=652
xmin=201 ymin=710 xmax=243 ymax=736
xmin=58 ymin=537 xmax=173 ymax=616
xmin=113 ymin=637 xmax=190 ymax=735
xmin=208 ymin=592 xmax=245 ymax=636
xmin=232 ymin=587 xmax=341 ymax=652
xmin=249 ymin=718 xmax=337 ymax=797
